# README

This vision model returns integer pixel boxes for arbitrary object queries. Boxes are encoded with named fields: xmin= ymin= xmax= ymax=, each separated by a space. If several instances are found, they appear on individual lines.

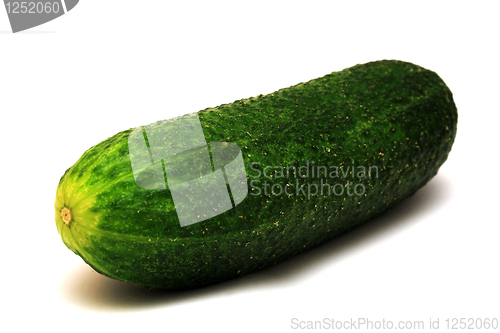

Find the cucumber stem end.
xmin=61 ymin=207 xmax=72 ymax=226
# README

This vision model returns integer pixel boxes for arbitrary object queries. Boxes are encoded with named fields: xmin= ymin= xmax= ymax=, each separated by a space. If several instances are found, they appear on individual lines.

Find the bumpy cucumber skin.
xmin=55 ymin=60 xmax=457 ymax=289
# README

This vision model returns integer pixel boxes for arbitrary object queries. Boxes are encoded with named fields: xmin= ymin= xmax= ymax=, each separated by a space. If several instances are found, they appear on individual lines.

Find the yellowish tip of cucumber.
xmin=61 ymin=207 xmax=72 ymax=226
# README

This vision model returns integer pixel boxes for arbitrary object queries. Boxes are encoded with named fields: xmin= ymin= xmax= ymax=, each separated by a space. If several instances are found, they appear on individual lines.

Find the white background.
xmin=1 ymin=1 xmax=499 ymax=332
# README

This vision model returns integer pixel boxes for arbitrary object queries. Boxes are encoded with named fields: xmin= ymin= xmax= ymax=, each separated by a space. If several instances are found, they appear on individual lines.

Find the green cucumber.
xmin=55 ymin=60 xmax=457 ymax=289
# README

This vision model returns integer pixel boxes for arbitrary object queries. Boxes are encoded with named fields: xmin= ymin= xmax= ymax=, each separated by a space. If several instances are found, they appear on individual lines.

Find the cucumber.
xmin=55 ymin=60 xmax=457 ymax=289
